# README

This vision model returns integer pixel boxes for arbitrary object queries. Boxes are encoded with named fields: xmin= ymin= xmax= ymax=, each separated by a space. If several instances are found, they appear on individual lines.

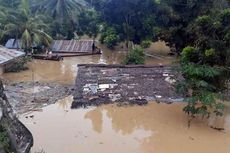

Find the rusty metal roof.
xmin=51 ymin=40 xmax=94 ymax=53
xmin=0 ymin=46 xmax=25 ymax=65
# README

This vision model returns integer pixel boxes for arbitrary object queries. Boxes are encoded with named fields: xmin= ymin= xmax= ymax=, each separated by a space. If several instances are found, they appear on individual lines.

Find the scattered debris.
xmin=4 ymin=82 xmax=74 ymax=114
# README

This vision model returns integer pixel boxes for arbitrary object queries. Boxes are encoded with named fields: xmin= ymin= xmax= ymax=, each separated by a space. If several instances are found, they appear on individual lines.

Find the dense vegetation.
xmin=0 ymin=0 xmax=229 ymax=119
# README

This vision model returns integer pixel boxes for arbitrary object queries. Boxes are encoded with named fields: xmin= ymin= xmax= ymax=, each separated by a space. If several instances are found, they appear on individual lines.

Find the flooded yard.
xmin=2 ymin=47 xmax=230 ymax=153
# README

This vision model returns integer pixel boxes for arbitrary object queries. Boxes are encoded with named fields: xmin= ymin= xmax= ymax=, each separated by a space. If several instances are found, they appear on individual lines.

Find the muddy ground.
xmin=4 ymin=81 xmax=74 ymax=114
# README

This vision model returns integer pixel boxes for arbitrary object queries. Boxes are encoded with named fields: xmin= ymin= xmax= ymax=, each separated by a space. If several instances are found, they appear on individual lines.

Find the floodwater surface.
xmin=2 ymin=46 xmax=174 ymax=84
xmin=4 ymin=43 xmax=229 ymax=153
xmin=20 ymin=97 xmax=230 ymax=153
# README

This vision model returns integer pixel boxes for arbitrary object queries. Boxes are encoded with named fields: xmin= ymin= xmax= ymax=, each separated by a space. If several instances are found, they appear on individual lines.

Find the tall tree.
xmin=156 ymin=0 xmax=230 ymax=53
xmin=1 ymin=0 xmax=52 ymax=52
xmin=31 ymin=0 xmax=84 ymax=39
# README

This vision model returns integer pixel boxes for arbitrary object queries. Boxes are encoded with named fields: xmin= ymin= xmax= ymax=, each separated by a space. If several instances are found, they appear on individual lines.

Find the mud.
xmin=20 ymin=97 xmax=230 ymax=153
xmin=4 ymin=82 xmax=74 ymax=114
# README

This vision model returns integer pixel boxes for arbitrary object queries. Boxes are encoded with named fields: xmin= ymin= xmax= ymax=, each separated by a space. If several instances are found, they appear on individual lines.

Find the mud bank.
xmin=73 ymin=64 xmax=182 ymax=108
xmin=0 ymin=81 xmax=33 ymax=153
xmin=4 ymin=82 xmax=74 ymax=114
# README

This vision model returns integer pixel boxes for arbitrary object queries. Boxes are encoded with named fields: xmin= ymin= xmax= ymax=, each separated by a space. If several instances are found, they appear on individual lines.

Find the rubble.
xmin=4 ymin=82 xmax=74 ymax=114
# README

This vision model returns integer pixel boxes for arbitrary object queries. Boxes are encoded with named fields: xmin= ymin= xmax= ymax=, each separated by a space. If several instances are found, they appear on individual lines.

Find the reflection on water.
xmin=2 ymin=45 xmax=174 ymax=84
xmin=20 ymin=97 xmax=230 ymax=153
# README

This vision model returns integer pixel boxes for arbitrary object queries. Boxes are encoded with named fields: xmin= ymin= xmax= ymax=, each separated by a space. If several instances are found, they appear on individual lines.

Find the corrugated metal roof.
xmin=51 ymin=40 xmax=94 ymax=53
xmin=0 ymin=46 xmax=25 ymax=65
xmin=5 ymin=39 xmax=21 ymax=49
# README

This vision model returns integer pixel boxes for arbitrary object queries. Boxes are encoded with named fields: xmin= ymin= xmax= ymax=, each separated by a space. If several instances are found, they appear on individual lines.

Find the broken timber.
xmin=72 ymin=64 xmax=183 ymax=108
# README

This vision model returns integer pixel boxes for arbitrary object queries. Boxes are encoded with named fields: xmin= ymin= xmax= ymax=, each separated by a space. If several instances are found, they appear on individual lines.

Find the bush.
xmin=140 ymin=40 xmax=152 ymax=48
xmin=123 ymin=47 xmax=145 ymax=65
xmin=5 ymin=56 xmax=31 ymax=73
xmin=104 ymin=34 xmax=119 ymax=49
xmin=177 ymin=46 xmax=226 ymax=120
xmin=100 ymin=27 xmax=119 ymax=49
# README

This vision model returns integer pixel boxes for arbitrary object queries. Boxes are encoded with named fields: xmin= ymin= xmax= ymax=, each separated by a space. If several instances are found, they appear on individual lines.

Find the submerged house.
xmin=51 ymin=40 xmax=99 ymax=53
xmin=5 ymin=39 xmax=22 ymax=49
xmin=0 ymin=46 xmax=25 ymax=74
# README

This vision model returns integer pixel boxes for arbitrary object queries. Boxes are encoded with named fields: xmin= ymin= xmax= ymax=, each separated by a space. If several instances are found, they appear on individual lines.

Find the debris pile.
xmin=4 ymin=82 xmax=74 ymax=114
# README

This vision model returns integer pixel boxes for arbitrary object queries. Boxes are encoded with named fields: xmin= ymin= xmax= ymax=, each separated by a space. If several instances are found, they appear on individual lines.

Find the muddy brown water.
xmin=2 ymin=49 xmax=174 ymax=84
xmin=20 ymin=96 xmax=230 ymax=153
xmin=3 ymin=45 xmax=230 ymax=153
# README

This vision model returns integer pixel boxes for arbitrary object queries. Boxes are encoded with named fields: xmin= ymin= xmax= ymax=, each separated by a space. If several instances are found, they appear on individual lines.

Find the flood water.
xmin=2 ymin=47 xmax=174 ymax=84
xmin=3 ymin=44 xmax=230 ymax=153
xmin=20 ymin=96 xmax=230 ymax=153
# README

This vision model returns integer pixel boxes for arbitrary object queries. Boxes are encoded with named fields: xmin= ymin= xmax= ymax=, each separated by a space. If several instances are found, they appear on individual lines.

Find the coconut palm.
xmin=31 ymin=0 xmax=84 ymax=39
xmin=32 ymin=0 xmax=83 ymax=22
xmin=1 ymin=0 xmax=52 ymax=51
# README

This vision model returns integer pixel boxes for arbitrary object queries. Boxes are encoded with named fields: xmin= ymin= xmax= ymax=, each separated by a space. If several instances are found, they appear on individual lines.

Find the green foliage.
xmin=123 ymin=47 xmax=145 ymax=65
xmin=0 ymin=126 xmax=10 ymax=152
xmin=0 ymin=0 xmax=52 ymax=50
xmin=140 ymin=40 xmax=152 ymax=48
xmin=77 ymin=9 xmax=100 ymax=39
xmin=100 ymin=27 xmax=119 ymax=49
xmin=177 ymin=9 xmax=230 ymax=119
xmin=5 ymin=56 xmax=31 ymax=73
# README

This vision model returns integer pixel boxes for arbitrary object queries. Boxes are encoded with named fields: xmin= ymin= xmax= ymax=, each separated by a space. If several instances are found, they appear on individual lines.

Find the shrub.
xmin=100 ymin=27 xmax=119 ymax=49
xmin=140 ymin=40 xmax=152 ymax=48
xmin=103 ymin=34 xmax=119 ymax=49
xmin=177 ymin=46 xmax=226 ymax=121
xmin=123 ymin=47 xmax=145 ymax=65
xmin=5 ymin=56 xmax=31 ymax=73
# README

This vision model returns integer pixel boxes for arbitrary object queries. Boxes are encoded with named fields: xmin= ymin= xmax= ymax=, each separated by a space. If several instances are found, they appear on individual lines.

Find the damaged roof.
xmin=0 ymin=46 xmax=25 ymax=65
xmin=51 ymin=40 xmax=94 ymax=53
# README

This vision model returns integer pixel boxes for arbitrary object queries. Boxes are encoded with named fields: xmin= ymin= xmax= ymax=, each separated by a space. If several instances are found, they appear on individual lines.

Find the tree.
xmin=1 ymin=0 xmax=52 ymax=52
xmin=96 ymin=0 xmax=158 ymax=47
xmin=77 ymin=9 xmax=100 ymax=40
xmin=177 ymin=9 xmax=230 ymax=120
xmin=31 ymin=0 xmax=84 ymax=39
xmin=156 ymin=0 xmax=230 ymax=54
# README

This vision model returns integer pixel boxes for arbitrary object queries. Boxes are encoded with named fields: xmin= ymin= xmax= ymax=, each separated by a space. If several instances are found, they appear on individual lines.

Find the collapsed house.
xmin=0 ymin=46 xmax=25 ymax=74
